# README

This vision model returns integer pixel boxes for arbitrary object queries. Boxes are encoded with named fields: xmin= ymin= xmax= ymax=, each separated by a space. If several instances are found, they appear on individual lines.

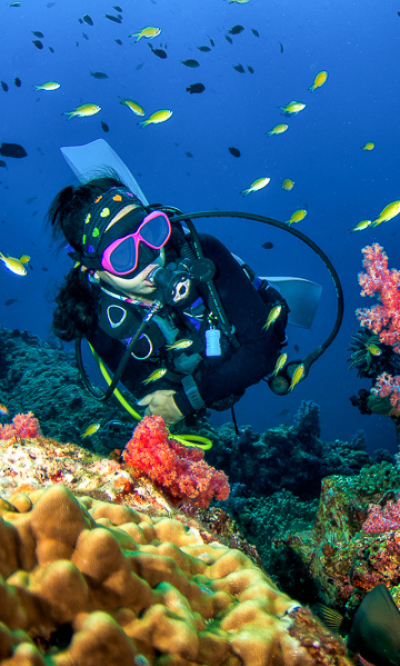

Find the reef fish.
xmin=371 ymin=201 xmax=400 ymax=227
xmin=241 ymin=177 xmax=270 ymax=196
xmin=0 ymin=143 xmax=27 ymax=158
xmin=186 ymin=83 xmax=205 ymax=94
xmin=0 ymin=404 xmax=8 ymax=415
xmin=83 ymin=14 xmax=93 ymax=26
xmin=349 ymin=220 xmax=371 ymax=233
xmin=139 ymin=110 xmax=173 ymax=127
xmin=181 ymin=59 xmax=200 ymax=68
xmin=289 ymin=363 xmax=305 ymax=391
xmin=131 ymin=27 xmax=160 ymax=40
xmin=34 ymin=81 xmax=60 ymax=90
xmin=142 ymin=368 xmax=167 ymax=385
xmin=119 ymin=97 xmax=145 ymax=116
xmin=32 ymin=40 xmax=44 ymax=49
xmin=105 ymin=14 xmax=122 ymax=23
xmin=64 ymin=103 xmax=101 ymax=119
xmin=281 ymin=178 xmax=295 ymax=191
xmin=280 ymin=101 xmax=306 ymax=115
xmin=273 ymin=353 xmax=288 ymax=377
xmin=361 ymin=142 xmax=375 ymax=151
xmin=0 ymin=252 xmax=30 ymax=276
xmin=166 ymin=339 xmax=193 ymax=351
xmin=309 ymin=70 xmax=328 ymax=91
xmin=229 ymin=25 xmax=245 ymax=34
xmin=90 ymin=71 xmax=108 ymax=79
xmin=286 ymin=209 xmax=307 ymax=226
xmin=267 ymin=123 xmax=288 ymax=137
xmin=263 ymin=304 xmax=282 ymax=330
xmin=82 ymin=423 xmax=101 ymax=438
xmin=229 ymin=147 xmax=241 ymax=158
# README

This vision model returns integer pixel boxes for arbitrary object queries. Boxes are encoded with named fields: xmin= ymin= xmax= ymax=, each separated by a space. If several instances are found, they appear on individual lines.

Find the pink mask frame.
xmin=101 ymin=210 xmax=172 ymax=276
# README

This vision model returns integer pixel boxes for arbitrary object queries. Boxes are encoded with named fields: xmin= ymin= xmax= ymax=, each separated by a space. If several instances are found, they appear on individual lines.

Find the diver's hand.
xmin=137 ymin=390 xmax=183 ymax=425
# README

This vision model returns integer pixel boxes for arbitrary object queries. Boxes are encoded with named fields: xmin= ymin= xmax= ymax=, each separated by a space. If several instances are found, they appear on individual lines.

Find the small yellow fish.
xmin=0 ymin=404 xmax=9 ymax=416
xmin=371 ymin=201 xmax=400 ymax=227
xmin=280 ymin=101 xmax=306 ymax=115
xmin=281 ymin=178 xmax=295 ymax=191
xmin=286 ymin=209 xmax=307 ymax=226
xmin=82 ymin=423 xmax=101 ymax=438
xmin=273 ymin=353 xmax=288 ymax=377
xmin=366 ymin=342 xmax=382 ymax=357
xmin=119 ymin=97 xmax=145 ymax=117
xmin=361 ymin=142 xmax=375 ymax=151
xmin=0 ymin=252 xmax=30 ymax=276
xmin=131 ymin=27 xmax=161 ymax=41
xmin=34 ymin=81 xmax=60 ymax=91
xmin=166 ymin=339 xmax=193 ymax=351
xmin=309 ymin=70 xmax=328 ymax=91
xmin=267 ymin=123 xmax=289 ymax=137
xmin=241 ymin=177 xmax=270 ymax=196
xmin=263 ymin=304 xmax=282 ymax=330
xmin=64 ymin=103 xmax=101 ymax=119
xmin=229 ymin=0 xmax=250 ymax=3
xmin=289 ymin=363 xmax=305 ymax=391
xmin=349 ymin=220 xmax=371 ymax=233
xmin=142 ymin=367 xmax=167 ymax=385
xmin=139 ymin=110 xmax=173 ymax=127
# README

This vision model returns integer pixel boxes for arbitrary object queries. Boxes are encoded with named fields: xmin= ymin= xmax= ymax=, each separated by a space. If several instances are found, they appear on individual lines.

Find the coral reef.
xmin=123 ymin=416 xmax=229 ymax=509
xmin=274 ymin=463 xmax=400 ymax=610
xmin=209 ymin=402 xmax=371 ymax=501
xmin=0 ymin=326 xmax=133 ymax=453
xmin=0 ymin=428 xmax=352 ymax=665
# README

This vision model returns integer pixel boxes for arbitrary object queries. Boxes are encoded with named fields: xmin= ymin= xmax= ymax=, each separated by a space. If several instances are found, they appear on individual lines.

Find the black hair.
xmin=47 ymin=174 xmax=125 ymax=341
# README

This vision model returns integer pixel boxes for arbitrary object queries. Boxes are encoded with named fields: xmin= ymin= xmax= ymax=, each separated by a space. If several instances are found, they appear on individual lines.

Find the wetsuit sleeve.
xmin=173 ymin=234 xmax=287 ymax=415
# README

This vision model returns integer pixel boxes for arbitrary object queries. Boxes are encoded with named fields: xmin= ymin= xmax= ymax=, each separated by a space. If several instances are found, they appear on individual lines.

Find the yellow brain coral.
xmin=0 ymin=484 xmax=351 ymax=666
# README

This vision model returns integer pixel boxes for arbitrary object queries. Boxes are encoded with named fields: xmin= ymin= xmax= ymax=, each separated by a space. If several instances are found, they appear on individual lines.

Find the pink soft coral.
xmin=122 ymin=416 xmax=229 ymax=509
xmin=362 ymin=499 xmax=400 ymax=535
xmin=0 ymin=411 xmax=42 ymax=440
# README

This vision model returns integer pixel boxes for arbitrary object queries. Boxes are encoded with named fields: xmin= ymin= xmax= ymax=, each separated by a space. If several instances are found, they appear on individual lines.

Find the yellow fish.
xmin=273 ymin=353 xmax=288 ymax=377
xmin=229 ymin=0 xmax=250 ymax=3
xmin=289 ymin=363 xmax=305 ymax=391
xmin=64 ymin=103 xmax=101 ymax=119
xmin=0 ymin=252 xmax=30 ymax=276
xmin=349 ymin=220 xmax=371 ymax=233
xmin=281 ymin=178 xmax=295 ymax=191
xmin=140 ymin=110 xmax=173 ymax=127
xmin=119 ymin=97 xmax=145 ymax=117
xmin=34 ymin=81 xmax=60 ymax=91
xmin=166 ymin=339 xmax=193 ymax=351
xmin=361 ymin=142 xmax=375 ymax=151
xmin=0 ymin=404 xmax=9 ymax=416
xmin=280 ymin=101 xmax=306 ymax=115
xmin=309 ymin=70 xmax=328 ymax=91
xmin=241 ymin=177 xmax=270 ymax=196
xmin=286 ymin=209 xmax=307 ymax=226
xmin=267 ymin=123 xmax=288 ymax=137
xmin=263 ymin=304 xmax=282 ymax=330
xmin=131 ymin=27 xmax=161 ymax=41
xmin=366 ymin=342 xmax=381 ymax=357
xmin=82 ymin=423 xmax=101 ymax=438
xmin=142 ymin=367 xmax=167 ymax=385
xmin=371 ymin=201 xmax=400 ymax=227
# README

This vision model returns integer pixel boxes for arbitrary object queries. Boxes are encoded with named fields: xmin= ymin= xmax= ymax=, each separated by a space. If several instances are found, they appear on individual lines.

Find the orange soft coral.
xmin=0 ymin=412 xmax=41 ymax=440
xmin=122 ymin=416 xmax=229 ymax=509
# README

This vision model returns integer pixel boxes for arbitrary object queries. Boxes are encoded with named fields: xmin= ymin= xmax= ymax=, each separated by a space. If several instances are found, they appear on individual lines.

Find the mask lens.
xmin=108 ymin=236 xmax=137 ymax=273
xmin=140 ymin=213 xmax=171 ymax=247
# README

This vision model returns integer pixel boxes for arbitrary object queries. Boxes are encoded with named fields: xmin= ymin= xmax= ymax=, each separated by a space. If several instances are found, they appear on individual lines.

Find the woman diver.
xmin=48 ymin=174 xmax=289 ymax=425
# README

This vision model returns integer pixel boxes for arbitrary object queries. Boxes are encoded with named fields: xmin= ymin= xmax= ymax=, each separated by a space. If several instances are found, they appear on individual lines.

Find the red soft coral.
xmin=122 ymin=416 xmax=229 ymax=509
xmin=0 ymin=411 xmax=41 ymax=440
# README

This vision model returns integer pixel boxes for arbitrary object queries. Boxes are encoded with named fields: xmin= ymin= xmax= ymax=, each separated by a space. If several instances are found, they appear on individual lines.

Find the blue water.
xmin=1 ymin=0 xmax=399 ymax=453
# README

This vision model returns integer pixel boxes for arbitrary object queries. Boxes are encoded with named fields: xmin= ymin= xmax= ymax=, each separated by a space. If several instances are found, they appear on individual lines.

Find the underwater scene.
xmin=1 ymin=0 xmax=400 ymax=664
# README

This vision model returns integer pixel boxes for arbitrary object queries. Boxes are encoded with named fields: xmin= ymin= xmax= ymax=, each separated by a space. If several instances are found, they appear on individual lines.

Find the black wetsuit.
xmin=88 ymin=234 xmax=288 ymax=416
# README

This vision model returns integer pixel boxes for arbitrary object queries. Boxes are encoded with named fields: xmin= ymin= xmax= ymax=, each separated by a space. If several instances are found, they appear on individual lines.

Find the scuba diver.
xmin=48 ymin=175 xmax=289 ymax=425
xmin=48 ymin=140 xmax=342 ymax=430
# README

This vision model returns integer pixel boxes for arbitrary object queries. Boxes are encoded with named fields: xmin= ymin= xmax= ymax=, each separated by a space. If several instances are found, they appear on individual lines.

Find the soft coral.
xmin=123 ymin=416 xmax=229 ymax=509
xmin=0 ymin=411 xmax=42 ymax=440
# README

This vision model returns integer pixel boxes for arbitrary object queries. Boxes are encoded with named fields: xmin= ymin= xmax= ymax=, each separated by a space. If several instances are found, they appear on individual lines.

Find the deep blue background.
xmin=1 ymin=0 xmax=400 ymax=452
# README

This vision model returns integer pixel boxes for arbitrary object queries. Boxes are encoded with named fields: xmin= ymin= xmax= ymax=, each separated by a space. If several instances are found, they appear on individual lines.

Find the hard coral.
xmin=123 ymin=416 xmax=230 ymax=509
xmin=0 ymin=483 xmax=353 ymax=666
xmin=0 ymin=412 xmax=41 ymax=440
